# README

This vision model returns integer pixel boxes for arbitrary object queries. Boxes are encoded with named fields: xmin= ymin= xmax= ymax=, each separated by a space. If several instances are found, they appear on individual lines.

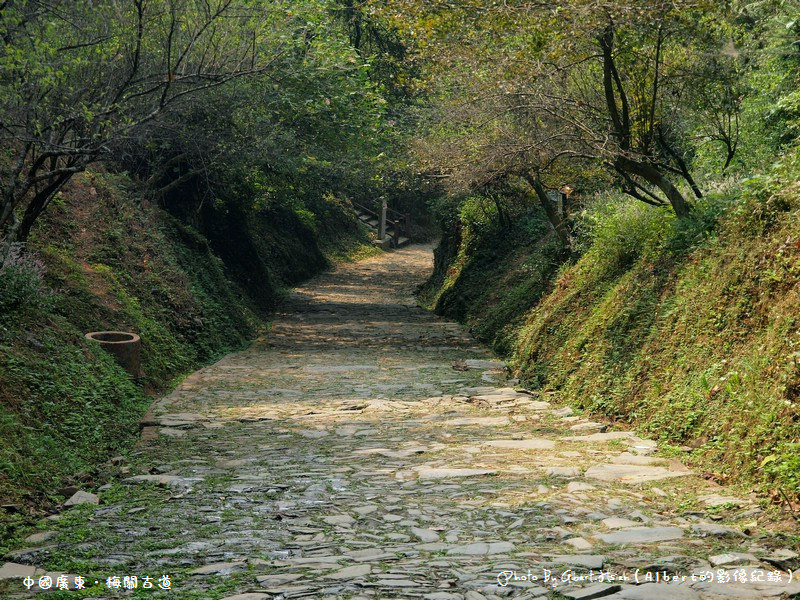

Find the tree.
xmin=0 ymin=0 xmax=292 ymax=260
xmin=383 ymin=0 xmax=732 ymax=219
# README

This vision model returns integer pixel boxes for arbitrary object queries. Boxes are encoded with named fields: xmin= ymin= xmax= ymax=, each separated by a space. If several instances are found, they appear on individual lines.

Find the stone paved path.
xmin=2 ymin=245 xmax=799 ymax=599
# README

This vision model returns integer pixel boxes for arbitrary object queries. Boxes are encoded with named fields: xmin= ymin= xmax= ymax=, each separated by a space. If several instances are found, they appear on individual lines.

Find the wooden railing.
xmin=353 ymin=201 xmax=408 ymax=247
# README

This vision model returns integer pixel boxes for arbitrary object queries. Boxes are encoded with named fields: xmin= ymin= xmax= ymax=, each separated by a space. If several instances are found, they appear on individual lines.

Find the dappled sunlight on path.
xmin=3 ymin=245 xmax=798 ymax=599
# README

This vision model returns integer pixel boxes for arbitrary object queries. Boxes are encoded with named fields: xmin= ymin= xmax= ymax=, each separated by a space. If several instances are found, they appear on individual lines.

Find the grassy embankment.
xmin=421 ymin=153 xmax=800 ymax=498
xmin=0 ymin=168 xmax=372 ymax=527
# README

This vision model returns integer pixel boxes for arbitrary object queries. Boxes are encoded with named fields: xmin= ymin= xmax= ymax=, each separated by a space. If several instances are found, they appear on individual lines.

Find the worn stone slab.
xmin=448 ymin=541 xmax=515 ymax=555
xmin=323 ymin=564 xmax=371 ymax=579
xmin=699 ymin=494 xmax=747 ymax=508
xmin=483 ymin=439 xmax=555 ymax=450
xmin=690 ymin=571 xmax=800 ymax=598
xmin=23 ymin=531 xmax=57 ymax=544
xmin=601 ymin=517 xmax=638 ymax=529
xmin=606 ymin=583 xmax=701 ymax=599
xmin=221 ymin=594 xmax=270 ymax=600
xmin=565 ymin=537 xmax=593 ymax=550
xmin=584 ymin=463 xmax=690 ymax=483
xmin=546 ymin=466 xmax=581 ymax=477
xmin=569 ymin=422 xmax=606 ymax=433
xmin=411 ymin=527 xmax=440 ymax=542
xmin=598 ymin=527 xmax=684 ymax=544
xmin=564 ymin=432 xmax=635 ymax=442
xmin=190 ymin=561 xmax=246 ymax=575
xmin=464 ymin=359 xmax=506 ymax=370
xmin=0 ymin=562 xmax=40 ymax=580
xmin=441 ymin=417 xmax=509 ymax=426
xmin=415 ymin=467 xmax=497 ymax=479
xmin=544 ymin=555 xmax=605 ymax=570
xmin=321 ymin=514 xmax=356 ymax=526
xmin=610 ymin=453 xmax=666 ymax=466
xmin=708 ymin=552 xmax=756 ymax=566
xmin=562 ymin=584 xmax=622 ymax=599
xmin=255 ymin=574 xmax=303 ymax=585
xmin=64 ymin=490 xmax=99 ymax=506
xmin=567 ymin=481 xmax=596 ymax=493
xmin=123 ymin=475 xmax=187 ymax=486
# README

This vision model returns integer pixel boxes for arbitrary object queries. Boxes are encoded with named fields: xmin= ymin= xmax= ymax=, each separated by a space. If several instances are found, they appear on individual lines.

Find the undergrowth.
xmin=0 ymin=167 xmax=372 ymax=519
xmin=423 ymin=150 xmax=800 ymax=496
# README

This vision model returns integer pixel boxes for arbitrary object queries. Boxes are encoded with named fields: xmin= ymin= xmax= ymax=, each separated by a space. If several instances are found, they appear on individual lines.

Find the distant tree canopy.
xmin=0 ymin=0 xmax=413 ymax=260
xmin=371 ymin=0 xmax=782 ymax=245
xmin=4 ymin=0 xmax=800 ymax=258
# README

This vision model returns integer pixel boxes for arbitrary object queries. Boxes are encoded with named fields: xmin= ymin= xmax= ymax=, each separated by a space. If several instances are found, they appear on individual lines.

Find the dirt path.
xmin=2 ymin=245 xmax=798 ymax=599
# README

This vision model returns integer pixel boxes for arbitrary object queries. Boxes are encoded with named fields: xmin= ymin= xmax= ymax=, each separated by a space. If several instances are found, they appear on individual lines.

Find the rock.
xmin=567 ymin=482 xmax=596 ymax=493
xmin=416 ymin=542 xmax=449 ymax=551
xmin=57 ymin=485 xmax=80 ymax=498
xmin=483 ymin=439 xmax=555 ymax=450
xmin=190 ymin=561 xmax=246 ymax=575
xmin=24 ymin=531 xmax=57 ymax=544
xmin=708 ymin=552 xmax=756 ymax=566
xmin=608 ymin=583 xmax=701 ymax=599
xmin=761 ymin=548 xmax=800 ymax=571
xmin=411 ymin=527 xmax=440 ymax=542
xmin=322 ymin=514 xmax=355 ymax=526
xmin=546 ymin=466 xmax=581 ymax=477
xmin=698 ymin=494 xmax=746 ymax=508
xmin=564 ymin=432 xmax=635 ymax=442
xmin=221 ymin=594 xmax=270 ymax=600
xmin=609 ymin=453 xmax=665 ymax=466
xmin=690 ymin=569 xmax=800 ymax=598
xmin=690 ymin=522 xmax=745 ymax=537
xmin=441 ymin=417 xmax=509 ymax=426
xmin=448 ymin=541 xmax=514 ymax=555
xmin=158 ymin=427 xmax=187 ymax=437
xmin=0 ymin=562 xmax=40 ymax=580
xmin=565 ymin=537 xmax=593 ymax=550
xmin=64 ymin=490 xmax=99 ymax=506
xmin=562 ymin=584 xmax=621 ymax=599
xmin=353 ymin=505 xmax=378 ymax=516
xmin=569 ymin=422 xmax=606 ymax=433
xmin=297 ymin=429 xmax=330 ymax=438
xmin=415 ymin=467 xmax=497 ymax=479
xmin=382 ymin=513 xmax=403 ymax=522
xmin=123 ymin=474 xmax=185 ymax=486
xmin=323 ymin=564 xmax=371 ymax=579
xmin=464 ymin=359 xmax=506 ymax=370
xmin=584 ymin=464 xmax=689 ymax=483
xmin=598 ymin=527 xmax=684 ymax=544
xmin=256 ymin=574 xmax=304 ymax=585
xmin=544 ymin=555 xmax=605 ymax=570
xmin=601 ymin=517 xmax=638 ymax=529
xmin=552 ymin=407 xmax=574 ymax=417
xmin=275 ymin=556 xmax=344 ymax=567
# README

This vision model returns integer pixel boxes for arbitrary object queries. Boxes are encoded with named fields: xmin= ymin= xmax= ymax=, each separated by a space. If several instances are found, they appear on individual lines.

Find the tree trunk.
xmin=526 ymin=175 xmax=571 ymax=249
xmin=16 ymin=173 xmax=73 ymax=242
xmin=615 ymin=156 xmax=691 ymax=217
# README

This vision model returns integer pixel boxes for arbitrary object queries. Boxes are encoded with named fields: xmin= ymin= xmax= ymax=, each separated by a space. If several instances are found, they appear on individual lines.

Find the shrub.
xmin=0 ymin=243 xmax=50 ymax=317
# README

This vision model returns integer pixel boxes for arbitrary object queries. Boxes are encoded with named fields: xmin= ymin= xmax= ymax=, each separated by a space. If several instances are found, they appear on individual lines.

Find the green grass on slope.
xmin=424 ymin=155 xmax=800 ymax=494
xmin=0 ymin=170 xmax=258 ymax=513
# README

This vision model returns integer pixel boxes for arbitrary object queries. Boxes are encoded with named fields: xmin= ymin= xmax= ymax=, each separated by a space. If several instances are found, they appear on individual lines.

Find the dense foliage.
xmin=407 ymin=0 xmax=800 ymax=497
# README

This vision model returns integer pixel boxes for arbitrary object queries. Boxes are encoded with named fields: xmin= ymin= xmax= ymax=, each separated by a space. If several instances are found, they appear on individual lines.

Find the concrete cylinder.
xmin=84 ymin=331 xmax=142 ymax=379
